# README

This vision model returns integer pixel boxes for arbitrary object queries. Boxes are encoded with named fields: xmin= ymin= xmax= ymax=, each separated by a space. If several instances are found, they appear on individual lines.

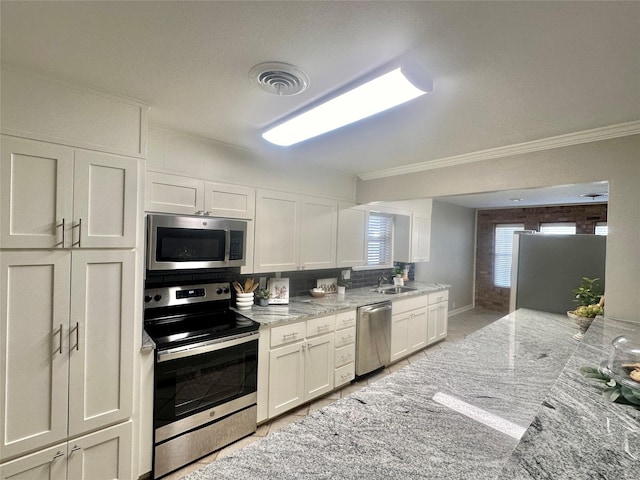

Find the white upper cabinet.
xmin=254 ymin=190 xmax=300 ymax=273
xmin=145 ymin=171 xmax=255 ymax=219
xmin=145 ymin=172 xmax=203 ymax=215
xmin=254 ymin=189 xmax=337 ymax=273
xmin=1 ymin=137 xmax=138 ymax=249
xmin=72 ymin=150 xmax=138 ymax=248
xmin=336 ymin=203 xmax=366 ymax=267
xmin=410 ymin=214 xmax=431 ymax=263
xmin=203 ymin=182 xmax=255 ymax=219
xmin=299 ymin=197 xmax=338 ymax=270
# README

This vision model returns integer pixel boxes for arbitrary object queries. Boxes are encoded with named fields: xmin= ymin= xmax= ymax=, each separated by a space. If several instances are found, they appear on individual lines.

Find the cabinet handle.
xmin=70 ymin=322 xmax=79 ymax=351
xmin=316 ymin=324 xmax=330 ymax=332
xmin=58 ymin=218 xmax=66 ymax=248
xmin=70 ymin=445 xmax=82 ymax=454
xmin=341 ymin=335 xmax=353 ymax=343
xmin=52 ymin=450 xmax=65 ymax=460
xmin=73 ymin=219 xmax=82 ymax=247
xmin=56 ymin=324 xmax=63 ymax=355
xmin=282 ymin=332 xmax=298 ymax=341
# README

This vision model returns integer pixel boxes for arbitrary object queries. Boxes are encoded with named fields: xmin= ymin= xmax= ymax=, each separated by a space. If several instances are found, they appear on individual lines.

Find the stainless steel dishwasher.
xmin=356 ymin=301 xmax=392 ymax=377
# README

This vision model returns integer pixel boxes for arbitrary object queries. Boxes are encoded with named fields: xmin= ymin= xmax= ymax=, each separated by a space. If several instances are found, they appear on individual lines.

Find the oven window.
xmin=154 ymin=339 xmax=258 ymax=427
xmin=156 ymin=227 xmax=225 ymax=262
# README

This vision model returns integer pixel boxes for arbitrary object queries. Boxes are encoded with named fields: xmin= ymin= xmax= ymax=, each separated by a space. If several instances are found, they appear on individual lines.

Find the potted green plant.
xmin=568 ymin=277 xmax=604 ymax=339
xmin=256 ymin=289 xmax=271 ymax=307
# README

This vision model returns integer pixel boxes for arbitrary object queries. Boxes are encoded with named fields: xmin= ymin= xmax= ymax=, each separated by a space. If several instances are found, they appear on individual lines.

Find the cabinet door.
xmin=304 ymin=333 xmax=335 ymax=400
xmin=390 ymin=313 xmax=410 ymax=363
xmin=145 ymin=171 xmax=204 ymax=215
xmin=299 ymin=198 xmax=337 ymax=270
xmin=1 ymin=251 xmax=70 ymax=460
xmin=408 ymin=308 xmax=428 ymax=352
xmin=435 ymin=303 xmax=448 ymax=342
xmin=411 ymin=214 xmax=431 ymax=262
xmin=336 ymin=204 xmax=366 ymax=267
xmin=203 ymin=182 xmax=255 ymax=219
xmin=0 ymin=443 xmax=67 ymax=480
xmin=254 ymin=190 xmax=300 ymax=273
xmin=73 ymin=151 xmax=138 ymax=248
xmin=268 ymin=342 xmax=305 ymax=418
xmin=1 ymin=136 xmax=73 ymax=249
xmin=427 ymin=304 xmax=438 ymax=345
xmin=66 ymin=422 xmax=132 ymax=480
xmin=67 ymin=251 xmax=135 ymax=437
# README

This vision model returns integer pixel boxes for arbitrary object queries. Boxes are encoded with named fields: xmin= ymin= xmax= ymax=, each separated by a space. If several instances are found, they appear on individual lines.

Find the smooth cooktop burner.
xmin=144 ymin=309 xmax=259 ymax=350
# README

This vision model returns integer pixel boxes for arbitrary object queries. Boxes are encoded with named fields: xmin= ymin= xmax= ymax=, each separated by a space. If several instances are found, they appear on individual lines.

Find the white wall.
xmin=148 ymin=125 xmax=357 ymax=201
xmin=357 ymin=135 xmax=640 ymax=323
xmin=414 ymin=201 xmax=476 ymax=313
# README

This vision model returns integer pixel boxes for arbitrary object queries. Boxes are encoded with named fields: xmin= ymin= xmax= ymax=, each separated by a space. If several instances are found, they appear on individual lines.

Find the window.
xmin=494 ymin=224 xmax=524 ymax=288
xmin=595 ymin=222 xmax=608 ymax=236
xmin=539 ymin=222 xmax=576 ymax=235
xmin=366 ymin=212 xmax=393 ymax=267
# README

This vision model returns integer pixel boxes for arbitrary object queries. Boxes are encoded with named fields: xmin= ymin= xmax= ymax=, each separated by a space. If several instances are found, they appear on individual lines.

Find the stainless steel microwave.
xmin=146 ymin=214 xmax=247 ymax=271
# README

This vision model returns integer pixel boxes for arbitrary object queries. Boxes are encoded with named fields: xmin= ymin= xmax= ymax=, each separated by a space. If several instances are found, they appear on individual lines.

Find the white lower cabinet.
xmin=390 ymin=295 xmax=428 ymax=363
xmin=0 ymin=421 xmax=132 ymax=480
xmin=427 ymin=290 xmax=449 ymax=345
xmin=333 ymin=310 xmax=356 ymax=387
xmin=267 ymin=315 xmax=335 ymax=418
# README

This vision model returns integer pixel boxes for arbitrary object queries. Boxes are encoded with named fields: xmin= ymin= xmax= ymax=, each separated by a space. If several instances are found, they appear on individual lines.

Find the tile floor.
xmin=163 ymin=307 xmax=505 ymax=480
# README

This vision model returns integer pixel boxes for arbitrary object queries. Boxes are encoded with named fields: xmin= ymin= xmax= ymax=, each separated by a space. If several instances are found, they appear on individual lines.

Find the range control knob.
xmin=144 ymin=295 xmax=152 ymax=303
xmin=223 ymin=287 xmax=230 ymax=294
xmin=216 ymin=288 xmax=223 ymax=295
xmin=153 ymin=294 xmax=162 ymax=302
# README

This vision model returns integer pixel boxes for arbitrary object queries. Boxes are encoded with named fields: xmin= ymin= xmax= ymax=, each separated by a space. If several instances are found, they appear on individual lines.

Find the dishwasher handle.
xmin=361 ymin=304 xmax=392 ymax=316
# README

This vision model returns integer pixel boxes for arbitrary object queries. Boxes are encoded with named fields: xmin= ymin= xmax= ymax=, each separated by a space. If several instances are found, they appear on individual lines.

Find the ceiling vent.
xmin=249 ymin=62 xmax=310 ymax=96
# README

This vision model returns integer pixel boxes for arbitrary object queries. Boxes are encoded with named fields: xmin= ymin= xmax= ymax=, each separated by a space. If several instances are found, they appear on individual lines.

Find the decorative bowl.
xmin=309 ymin=289 xmax=325 ymax=298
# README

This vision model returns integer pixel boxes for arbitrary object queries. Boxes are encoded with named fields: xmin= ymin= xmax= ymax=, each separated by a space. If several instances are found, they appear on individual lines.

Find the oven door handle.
xmin=156 ymin=330 xmax=259 ymax=363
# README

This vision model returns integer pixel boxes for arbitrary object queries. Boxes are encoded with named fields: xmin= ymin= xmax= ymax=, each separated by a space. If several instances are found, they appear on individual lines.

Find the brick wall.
xmin=476 ymin=203 xmax=607 ymax=312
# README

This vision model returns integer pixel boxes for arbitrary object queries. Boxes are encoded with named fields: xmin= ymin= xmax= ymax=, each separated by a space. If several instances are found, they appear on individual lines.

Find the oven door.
xmin=153 ymin=332 xmax=258 ymax=431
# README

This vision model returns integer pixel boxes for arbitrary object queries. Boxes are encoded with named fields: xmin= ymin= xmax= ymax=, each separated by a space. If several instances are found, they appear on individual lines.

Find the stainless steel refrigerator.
xmin=509 ymin=233 xmax=606 ymax=314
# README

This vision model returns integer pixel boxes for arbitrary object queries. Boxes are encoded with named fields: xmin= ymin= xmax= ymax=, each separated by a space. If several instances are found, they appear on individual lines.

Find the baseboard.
xmin=448 ymin=304 xmax=475 ymax=317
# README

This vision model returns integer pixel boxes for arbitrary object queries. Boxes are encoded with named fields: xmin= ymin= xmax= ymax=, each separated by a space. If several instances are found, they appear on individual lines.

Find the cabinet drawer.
xmin=335 ymin=344 xmax=356 ymax=368
xmin=334 ymin=363 xmax=355 ymax=388
xmin=306 ymin=315 xmax=336 ymax=338
xmin=270 ymin=321 xmax=305 ymax=348
xmin=428 ymin=290 xmax=449 ymax=305
xmin=335 ymin=310 xmax=356 ymax=330
xmin=334 ymin=326 xmax=355 ymax=348
xmin=392 ymin=295 xmax=427 ymax=314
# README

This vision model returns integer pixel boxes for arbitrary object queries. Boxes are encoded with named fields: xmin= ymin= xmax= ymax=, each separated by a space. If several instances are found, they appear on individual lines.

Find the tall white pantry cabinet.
xmin=0 ymin=136 xmax=139 ymax=480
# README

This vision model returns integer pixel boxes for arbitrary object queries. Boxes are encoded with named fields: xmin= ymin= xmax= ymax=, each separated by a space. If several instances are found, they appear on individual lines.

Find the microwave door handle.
xmin=225 ymin=229 xmax=231 ymax=264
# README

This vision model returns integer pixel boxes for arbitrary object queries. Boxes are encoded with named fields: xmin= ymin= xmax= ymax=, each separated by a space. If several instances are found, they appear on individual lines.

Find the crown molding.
xmin=357 ymin=120 xmax=640 ymax=181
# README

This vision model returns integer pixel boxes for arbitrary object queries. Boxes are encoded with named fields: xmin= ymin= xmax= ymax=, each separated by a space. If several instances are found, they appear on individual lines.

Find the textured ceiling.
xmin=1 ymin=1 xmax=638 ymax=203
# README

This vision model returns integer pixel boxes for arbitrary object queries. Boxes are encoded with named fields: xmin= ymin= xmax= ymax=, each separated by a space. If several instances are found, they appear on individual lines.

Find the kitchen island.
xmin=184 ymin=309 xmax=639 ymax=480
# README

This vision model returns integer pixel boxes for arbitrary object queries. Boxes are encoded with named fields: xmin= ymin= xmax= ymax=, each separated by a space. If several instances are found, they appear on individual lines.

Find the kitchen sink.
xmin=371 ymin=286 xmax=417 ymax=295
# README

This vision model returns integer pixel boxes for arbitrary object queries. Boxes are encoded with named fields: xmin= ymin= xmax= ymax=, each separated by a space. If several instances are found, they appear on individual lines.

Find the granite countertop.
xmin=234 ymin=281 xmax=449 ymax=327
xmin=184 ymin=309 xmax=640 ymax=480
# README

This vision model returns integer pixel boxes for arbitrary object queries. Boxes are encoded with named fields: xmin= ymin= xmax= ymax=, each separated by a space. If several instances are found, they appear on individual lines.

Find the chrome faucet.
xmin=377 ymin=275 xmax=388 ymax=287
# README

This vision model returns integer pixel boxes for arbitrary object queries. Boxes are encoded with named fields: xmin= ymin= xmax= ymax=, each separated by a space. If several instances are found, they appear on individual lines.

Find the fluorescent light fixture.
xmin=262 ymin=65 xmax=432 ymax=146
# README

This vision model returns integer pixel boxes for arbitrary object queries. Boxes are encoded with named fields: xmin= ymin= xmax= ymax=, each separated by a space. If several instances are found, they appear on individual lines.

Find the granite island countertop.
xmin=184 ymin=309 xmax=640 ymax=479
xmin=234 ymin=281 xmax=449 ymax=327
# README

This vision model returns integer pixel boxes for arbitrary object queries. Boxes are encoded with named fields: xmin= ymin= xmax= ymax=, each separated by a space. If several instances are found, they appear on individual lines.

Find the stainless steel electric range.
xmin=143 ymin=282 xmax=260 ymax=479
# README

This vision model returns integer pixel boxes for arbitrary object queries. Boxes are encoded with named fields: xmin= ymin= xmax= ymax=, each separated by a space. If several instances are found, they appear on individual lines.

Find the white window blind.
xmin=367 ymin=212 xmax=393 ymax=267
xmin=494 ymin=224 xmax=524 ymax=288
xmin=595 ymin=222 xmax=608 ymax=236
xmin=539 ymin=222 xmax=576 ymax=235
